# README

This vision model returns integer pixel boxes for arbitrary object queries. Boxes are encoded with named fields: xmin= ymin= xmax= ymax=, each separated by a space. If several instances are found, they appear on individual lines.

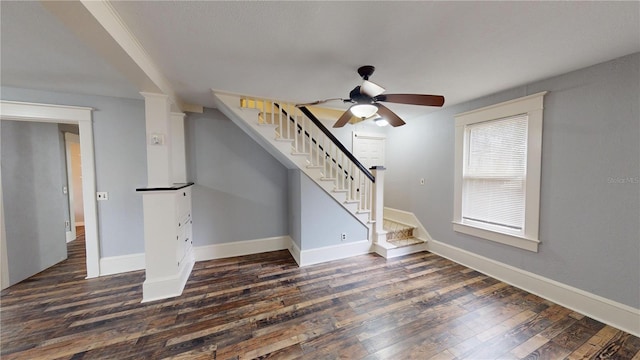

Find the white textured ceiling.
xmin=2 ymin=1 xmax=639 ymax=120
xmin=0 ymin=1 xmax=141 ymax=100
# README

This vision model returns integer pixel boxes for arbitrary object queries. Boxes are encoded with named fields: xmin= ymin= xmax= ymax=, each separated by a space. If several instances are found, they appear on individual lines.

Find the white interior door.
xmin=352 ymin=132 xmax=386 ymax=169
xmin=1 ymin=120 xmax=68 ymax=286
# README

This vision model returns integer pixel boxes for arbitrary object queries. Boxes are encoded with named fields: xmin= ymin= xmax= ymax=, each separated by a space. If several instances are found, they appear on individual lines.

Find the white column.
xmin=142 ymin=92 xmax=173 ymax=187
xmin=370 ymin=166 xmax=388 ymax=245
xmin=170 ymin=112 xmax=187 ymax=184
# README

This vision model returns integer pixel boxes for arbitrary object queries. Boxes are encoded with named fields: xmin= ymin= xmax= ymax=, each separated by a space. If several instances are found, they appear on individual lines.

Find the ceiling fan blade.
xmin=375 ymin=103 xmax=406 ymax=127
xmin=333 ymin=107 xmax=354 ymax=128
xmin=360 ymin=80 xmax=386 ymax=97
xmin=375 ymin=94 xmax=445 ymax=107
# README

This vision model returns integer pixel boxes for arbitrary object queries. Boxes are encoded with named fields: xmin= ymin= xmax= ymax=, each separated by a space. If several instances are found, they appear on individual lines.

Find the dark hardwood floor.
xmin=1 ymin=229 xmax=639 ymax=359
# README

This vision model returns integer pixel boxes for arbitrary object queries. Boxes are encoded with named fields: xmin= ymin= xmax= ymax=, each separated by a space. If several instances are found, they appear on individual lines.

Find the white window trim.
xmin=453 ymin=92 xmax=547 ymax=252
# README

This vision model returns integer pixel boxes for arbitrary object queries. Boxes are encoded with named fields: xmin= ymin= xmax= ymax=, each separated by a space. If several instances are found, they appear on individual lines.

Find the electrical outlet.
xmin=96 ymin=192 xmax=109 ymax=201
xmin=341 ymin=233 xmax=347 ymax=241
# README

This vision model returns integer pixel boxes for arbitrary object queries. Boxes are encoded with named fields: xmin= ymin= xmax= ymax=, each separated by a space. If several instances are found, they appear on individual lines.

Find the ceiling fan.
xmin=297 ymin=65 xmax=445 ymax=128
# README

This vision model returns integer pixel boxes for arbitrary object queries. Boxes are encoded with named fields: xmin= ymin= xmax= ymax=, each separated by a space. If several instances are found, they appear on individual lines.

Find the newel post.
xmin=370 ymin=166 xmax=388 ymax=245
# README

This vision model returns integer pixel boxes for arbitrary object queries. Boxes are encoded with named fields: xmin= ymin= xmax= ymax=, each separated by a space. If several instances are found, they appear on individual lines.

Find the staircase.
xmin=212 ymin=93 xmax=376 ymax=230
xmin=212 ymin=92 xmax=428 ymax=260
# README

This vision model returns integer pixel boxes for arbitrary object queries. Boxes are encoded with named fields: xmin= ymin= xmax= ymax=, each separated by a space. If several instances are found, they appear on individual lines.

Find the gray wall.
xmin=385 ymin=53 xmax=640 ymax=308
xmin=1 ymin=87 xmax=147 ymax=257
xmin=289 ymin=169 xmax=369 ymax=250
xmin=1 ymin=121 xmax=67 ymax=284
xmin=186 ymin=108 xmax=289 ymax=245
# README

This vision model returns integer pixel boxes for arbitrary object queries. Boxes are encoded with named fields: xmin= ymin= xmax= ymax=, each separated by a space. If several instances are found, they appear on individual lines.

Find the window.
xmin=453 ymin=92 xmax=546 ymax=252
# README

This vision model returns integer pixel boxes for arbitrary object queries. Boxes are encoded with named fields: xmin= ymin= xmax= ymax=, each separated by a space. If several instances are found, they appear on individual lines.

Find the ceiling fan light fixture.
xmin=350 ymin=104 xmax=378 ymax=118
xmin=374 ymin=117 xmax=389 ymax=127
xmin=361 ymin=80 xmax=386 ymax=97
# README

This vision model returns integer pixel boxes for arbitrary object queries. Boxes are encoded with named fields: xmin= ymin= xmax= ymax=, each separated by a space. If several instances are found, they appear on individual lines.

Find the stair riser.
xmin=386 ymin=228 xmax=414 ymax=241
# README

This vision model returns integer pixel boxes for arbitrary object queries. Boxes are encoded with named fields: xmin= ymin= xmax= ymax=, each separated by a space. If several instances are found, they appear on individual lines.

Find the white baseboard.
xmin=289 ymin=241 xmax=301 ymax=266
xmin=298 ymin=239 xmax=371 ymax=266
xmin=427 ymin=239 xmax=640 ymax=337
xmin=194 ymin=236 xmax=292 ymax=262
xmin=374 ymin=241 xmax=428 ymax=259
xmin=66 ymin=231 xmax=75 ymax=243
xmin=142 ymin=254 xmax=194 ymax=303
xmin=99 ymin=253 xmax=145 ymax=276
xmin=194 ymin=235 xmax=372 ymax=267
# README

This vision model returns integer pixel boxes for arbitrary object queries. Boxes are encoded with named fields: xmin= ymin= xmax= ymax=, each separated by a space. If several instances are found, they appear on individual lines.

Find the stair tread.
xmin=383 ymin=218 xmax=417 ymax=242
xmin=386 ymin=237 xmax=425 ymax=248
xmin=383 ymin=219 xmax=415 ymax=232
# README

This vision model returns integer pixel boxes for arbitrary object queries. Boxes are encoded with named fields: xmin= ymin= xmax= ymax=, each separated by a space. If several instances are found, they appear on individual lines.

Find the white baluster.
xmin=340 ymin=153 xmax=344 ymax=190
xmin=333 ymin=144 xmax=337 ymax=180
xmin=322 ymin=135 xmax=327 ymax=174
xmin=292 ymin=105 xmax=298 ymax=152
xmin=270 ymin=101 xmax=274 ymax=125
xmin=315 ymin=128 xmax=319 ymax=166
xmin=301 ymin=111 xmax=306 ymax=154
xmin=278 ymin=103 xmax=283 ymax=139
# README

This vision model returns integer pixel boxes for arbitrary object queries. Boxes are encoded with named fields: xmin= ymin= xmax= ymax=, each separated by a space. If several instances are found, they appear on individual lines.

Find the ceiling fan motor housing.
xmin=357 ymin=65 xmax=375 ymax=80
xmin=349 ymin=86 xmax=373 ymax=104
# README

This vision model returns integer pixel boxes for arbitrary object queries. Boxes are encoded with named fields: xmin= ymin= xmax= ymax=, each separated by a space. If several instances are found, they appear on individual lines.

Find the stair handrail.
xmin=274 ymin=103 xmax=356 ymax=182
xmin=240 ymin=97 xmax=375 ymax=183
xmin=296 ymin=106 xmax=375 ymax=183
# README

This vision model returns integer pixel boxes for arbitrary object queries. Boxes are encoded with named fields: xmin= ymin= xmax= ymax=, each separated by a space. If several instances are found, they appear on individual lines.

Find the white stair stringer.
xmin=212 ymin=92 xmax=374 ymax=230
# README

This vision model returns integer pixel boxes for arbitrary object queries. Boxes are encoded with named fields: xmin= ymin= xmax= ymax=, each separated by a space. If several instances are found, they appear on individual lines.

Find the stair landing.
xmin=383 ymin=219 xmax=424 ymax=248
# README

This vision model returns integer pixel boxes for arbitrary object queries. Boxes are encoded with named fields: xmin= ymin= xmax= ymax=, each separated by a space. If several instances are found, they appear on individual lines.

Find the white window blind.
xmin=462 ymin=114 xmax=528 ymax=232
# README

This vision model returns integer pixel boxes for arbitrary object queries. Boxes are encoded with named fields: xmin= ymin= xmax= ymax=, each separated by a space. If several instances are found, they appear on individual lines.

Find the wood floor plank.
xmin=2 ymin=230 xmax=639 ymax=359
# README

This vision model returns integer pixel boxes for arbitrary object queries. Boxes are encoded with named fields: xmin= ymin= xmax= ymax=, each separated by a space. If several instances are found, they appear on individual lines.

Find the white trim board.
xmin=298 ymin=239 xmax=371 ymax=267
xmin=373 ymin=241 xmax=427 ymax=259
xmin=194 ymin=236 xmax=292 ymax=262
xmin=427 ymin=239 xmax=640 ymax=337
xmin=99 ymin=253 xmax=145 ymax=276
xmin=289 ymin=241 xmax=302 ymax=266
xmin=194 ymin=236 xmax=372 ymax=268
xmin=142 ymin=254 xmax=194 ymax=303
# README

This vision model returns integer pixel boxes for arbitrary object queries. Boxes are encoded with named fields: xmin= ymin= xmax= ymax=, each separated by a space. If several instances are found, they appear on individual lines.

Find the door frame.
xmin=1 ymin=100 xmax=100 ymax=281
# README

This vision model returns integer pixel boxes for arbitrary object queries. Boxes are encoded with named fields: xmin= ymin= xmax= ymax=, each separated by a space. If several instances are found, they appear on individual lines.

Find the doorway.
xmin=64 ymin=132 xmax=84 ymax=242
xmin=0 ymin=100 xmax=99 ymax=290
